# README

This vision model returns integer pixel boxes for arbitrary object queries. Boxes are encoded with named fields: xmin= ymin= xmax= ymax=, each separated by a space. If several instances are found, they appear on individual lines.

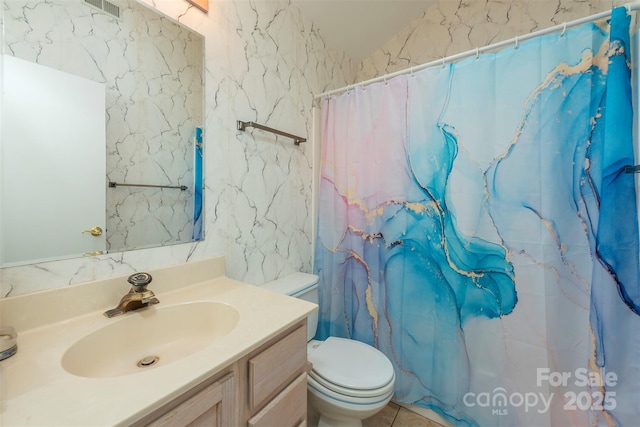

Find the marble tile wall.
xmin=2 ymin=0 xmax=203 ymax=254
xmin=0 ymin=0 xmax=355 ymax=297
xmin=357 ymin=0 xmax=626 ymax=82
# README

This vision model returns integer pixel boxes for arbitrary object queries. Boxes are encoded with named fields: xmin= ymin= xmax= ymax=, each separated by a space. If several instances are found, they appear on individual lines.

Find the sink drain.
xmin=137 ymin=355 xmax=159 ymax=368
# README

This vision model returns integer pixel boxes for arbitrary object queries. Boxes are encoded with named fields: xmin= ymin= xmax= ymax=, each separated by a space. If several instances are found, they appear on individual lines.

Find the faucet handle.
xmin=128 ymin=272 xmax=152 ymax=290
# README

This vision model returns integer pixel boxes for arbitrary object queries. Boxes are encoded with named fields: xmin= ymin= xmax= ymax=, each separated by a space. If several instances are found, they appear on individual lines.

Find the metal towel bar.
xmin=109 ymin=182 xmax=188 ymax=191
xmin=237 ymin=120 xmax=306 ymax=145
xmin=625 ymin=165 xmax=640 ymax=174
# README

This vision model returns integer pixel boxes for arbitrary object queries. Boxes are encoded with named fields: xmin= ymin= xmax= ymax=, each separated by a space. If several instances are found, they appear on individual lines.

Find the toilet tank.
xmin=260 ymin=273 xmax=319 ymax=341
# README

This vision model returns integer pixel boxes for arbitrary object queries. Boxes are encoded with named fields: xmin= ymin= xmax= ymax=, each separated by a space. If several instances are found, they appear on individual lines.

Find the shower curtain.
xmin=314 ymin=7 xmax=640 ymax=427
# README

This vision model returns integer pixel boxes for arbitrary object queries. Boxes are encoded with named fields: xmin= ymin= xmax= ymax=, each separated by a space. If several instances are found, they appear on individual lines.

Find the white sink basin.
xmin=61 ymin=302 xmax=239 ymax=378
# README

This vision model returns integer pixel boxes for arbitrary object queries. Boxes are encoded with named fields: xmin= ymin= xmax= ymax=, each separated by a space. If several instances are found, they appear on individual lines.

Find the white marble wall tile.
xmin=357 ymin=0 xmax=626 ymax=82
xmin=198 ymin=0 xmax=355 ymax=286
xmin=1 ymin=0 xmax=354 ymax=297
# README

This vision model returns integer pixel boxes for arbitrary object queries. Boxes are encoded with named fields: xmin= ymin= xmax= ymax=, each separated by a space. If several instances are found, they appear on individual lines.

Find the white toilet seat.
xmin=308 ymin=337 xmax=395 ymax=400
xmin=309 ymin=369 xmax=395 ymax=399
xmin=308 ymin=373 xmax=395 ymax=406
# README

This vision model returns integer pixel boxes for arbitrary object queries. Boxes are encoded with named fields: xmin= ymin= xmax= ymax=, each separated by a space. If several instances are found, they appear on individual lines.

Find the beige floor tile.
xmin=362 ymin=402 xmax=400 ymax=427
xmin=392 ymin=407 xmax=444 ymax=427
xmin=309 ymin=401 xmax=444 ymax=427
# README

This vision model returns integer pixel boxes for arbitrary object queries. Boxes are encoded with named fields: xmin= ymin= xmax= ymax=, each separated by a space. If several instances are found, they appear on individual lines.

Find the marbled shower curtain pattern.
xmin=315 ymin=8 xmax=640 ymax=427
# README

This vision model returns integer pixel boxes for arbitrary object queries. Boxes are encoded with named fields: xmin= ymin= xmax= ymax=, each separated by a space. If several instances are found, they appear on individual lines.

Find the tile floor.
xmin=308 ymin=402 xmax=445 ymax=427
xmin=363 ymin=402 xmax=445 ymax=427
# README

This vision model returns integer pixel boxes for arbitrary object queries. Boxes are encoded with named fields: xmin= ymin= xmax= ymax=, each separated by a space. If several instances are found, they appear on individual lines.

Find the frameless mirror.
xmin=1 ymin=0 xmax=204 ymax=267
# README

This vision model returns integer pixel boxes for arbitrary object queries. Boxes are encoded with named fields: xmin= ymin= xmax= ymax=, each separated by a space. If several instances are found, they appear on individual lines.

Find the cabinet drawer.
xmin=248 ymin=373 xmax=307 ymax=427
xmin=146 ymin=372 xmax=234 ymax=427
xmin=249 ymin=325 xmax=306 ymax=410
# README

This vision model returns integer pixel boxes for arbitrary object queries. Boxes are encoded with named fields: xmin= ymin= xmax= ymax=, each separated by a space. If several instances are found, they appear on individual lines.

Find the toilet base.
xmin=307 ymin=386 xmax=392 ymax=427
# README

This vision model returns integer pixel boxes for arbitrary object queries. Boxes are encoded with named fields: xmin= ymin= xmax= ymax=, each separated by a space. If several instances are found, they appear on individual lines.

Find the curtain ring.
xmin=410 ymin=66 xmax=415 ymax=77
xmin=441 ymin=57 xmax=446 ymax=68
xmin=560 ymin=22 xmax=567 ymax=37
xmin=475 ymin=47 xmax=480 ymax=59
xmin=514 ymin=35 xmax=519 ymax=50
xmin=383 ymin=75 xmax=388 ymax=85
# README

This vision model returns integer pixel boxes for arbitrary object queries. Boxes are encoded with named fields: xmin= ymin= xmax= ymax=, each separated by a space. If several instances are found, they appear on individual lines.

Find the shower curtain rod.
xmin=315 ymin=1 xmax=640 ymax=99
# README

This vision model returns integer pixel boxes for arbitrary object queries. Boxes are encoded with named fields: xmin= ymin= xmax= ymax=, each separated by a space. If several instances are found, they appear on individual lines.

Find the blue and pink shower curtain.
xmin=315 ymin=8 xmax=640 ymax=426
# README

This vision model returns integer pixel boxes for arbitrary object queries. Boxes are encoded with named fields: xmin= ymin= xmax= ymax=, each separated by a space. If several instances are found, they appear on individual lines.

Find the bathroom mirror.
xmin=1 ymin=0 xmax=204 ymax=267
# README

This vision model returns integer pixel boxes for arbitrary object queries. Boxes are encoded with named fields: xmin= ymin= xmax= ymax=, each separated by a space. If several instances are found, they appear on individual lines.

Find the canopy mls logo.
xmin=463 ymin=368 xmax=618 ymax=416
xmin=463 ymin=388 xmax=553 ymax=415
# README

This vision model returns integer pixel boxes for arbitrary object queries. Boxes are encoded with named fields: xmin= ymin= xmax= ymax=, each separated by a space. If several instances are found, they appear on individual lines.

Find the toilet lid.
xmin=308 ymin=337 xmax=394 ymax=391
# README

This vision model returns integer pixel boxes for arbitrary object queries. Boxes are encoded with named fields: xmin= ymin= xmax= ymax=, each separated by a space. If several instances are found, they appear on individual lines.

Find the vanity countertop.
xmin=0 ymin=257 xmax=317 ymax=426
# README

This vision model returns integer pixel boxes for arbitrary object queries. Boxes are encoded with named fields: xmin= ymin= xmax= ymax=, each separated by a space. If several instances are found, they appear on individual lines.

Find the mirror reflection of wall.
xmin=1 ymin=0 xmax=204 ymax=264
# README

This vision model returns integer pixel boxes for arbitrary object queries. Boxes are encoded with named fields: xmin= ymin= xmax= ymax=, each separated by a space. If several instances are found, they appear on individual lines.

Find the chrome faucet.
xmin=104 ymin=272 xmax=159 ymax=318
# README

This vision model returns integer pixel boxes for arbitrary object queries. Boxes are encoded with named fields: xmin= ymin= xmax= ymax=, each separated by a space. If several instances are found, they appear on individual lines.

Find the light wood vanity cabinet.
xmin=139 ymin=320 xmax=308 ymax=427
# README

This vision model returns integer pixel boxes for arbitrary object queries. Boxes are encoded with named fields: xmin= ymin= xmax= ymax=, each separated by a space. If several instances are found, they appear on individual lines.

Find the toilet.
xmin=261 ymin=273 xmax=395 ymax=427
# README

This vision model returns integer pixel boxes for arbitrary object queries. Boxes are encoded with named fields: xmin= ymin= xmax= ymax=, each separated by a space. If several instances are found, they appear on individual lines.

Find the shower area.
xmin=313 ymin=5 xmax=640 ymax=427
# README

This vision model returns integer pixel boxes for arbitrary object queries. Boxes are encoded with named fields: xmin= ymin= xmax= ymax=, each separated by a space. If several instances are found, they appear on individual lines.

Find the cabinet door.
xmin=147 ymin=372 xmax=234 ymax=427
